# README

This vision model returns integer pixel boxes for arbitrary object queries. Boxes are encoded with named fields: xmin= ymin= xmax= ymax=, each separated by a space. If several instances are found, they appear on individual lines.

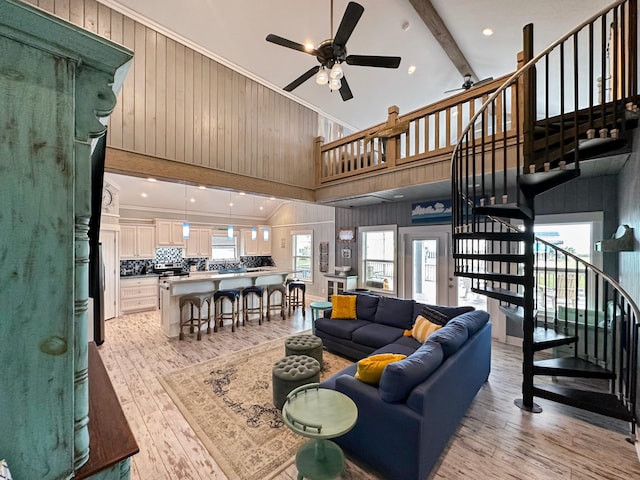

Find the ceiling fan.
xmin=265 ymin=1 xmax=401 ymax=101
xmin=444 ymin=74 xmax=494 ymax=94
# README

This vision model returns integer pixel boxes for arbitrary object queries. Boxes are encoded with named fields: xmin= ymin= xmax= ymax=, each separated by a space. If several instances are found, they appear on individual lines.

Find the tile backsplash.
xmin=120 ymin=248 xmax=275 ymax=276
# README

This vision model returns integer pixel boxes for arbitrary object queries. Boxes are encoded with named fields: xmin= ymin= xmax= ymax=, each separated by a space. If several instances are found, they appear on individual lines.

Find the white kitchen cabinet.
xmin=242 ymin=229 xmax=258 ymax=255
xmin=120 ymin=225 xmax=156 ymax=259
xmin=185 ymin=228 xmax=212 ymax=257
xmin=258 ymin=227 xmax=271 ymax=255
xmin=242 ymin=227 xmax=270 ymax=256
xmin=156 ymin=220 xmax=185 ymax=247
xmin=120 ymin=277 xmax=158 ymax=314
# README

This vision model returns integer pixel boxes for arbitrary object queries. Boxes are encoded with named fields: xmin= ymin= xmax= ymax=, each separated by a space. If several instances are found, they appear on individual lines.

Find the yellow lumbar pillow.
xmin=355 ymin=353 xmax=407 ymax=385
xmin=406 ymin=315 xmax=442 ymax=343
xmin=330 ymin=294 xmax=357 ymax=319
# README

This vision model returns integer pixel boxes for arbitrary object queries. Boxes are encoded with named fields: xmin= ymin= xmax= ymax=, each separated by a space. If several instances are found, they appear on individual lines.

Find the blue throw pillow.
xmin=374 ymin=296 xmax=415 ymax=329
xmin=428 ymin=322 xmax=469 ymax=357
xmin=379 ymin=342 xmax=444 ymax=403
xmin=355 ymin=293 xmax=380 ymax=322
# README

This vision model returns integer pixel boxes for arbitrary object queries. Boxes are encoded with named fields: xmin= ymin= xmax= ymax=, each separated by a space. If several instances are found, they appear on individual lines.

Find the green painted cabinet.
xmin=0 ymin=1 xmax=133 ymax=479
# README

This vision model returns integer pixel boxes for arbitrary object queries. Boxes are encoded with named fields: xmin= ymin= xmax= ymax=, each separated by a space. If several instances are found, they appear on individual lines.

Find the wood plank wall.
xmin=24 ymin=0 xmax=318 ymax=196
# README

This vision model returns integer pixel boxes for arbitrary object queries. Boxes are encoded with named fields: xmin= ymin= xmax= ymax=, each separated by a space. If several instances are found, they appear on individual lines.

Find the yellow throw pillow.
xmin=330 ymin=295 xmax=357 ymax=319
xmin=408 ymin=315 xmax=442 ymax=343
xmin=355 ymin=353 xmax=407 ymax=385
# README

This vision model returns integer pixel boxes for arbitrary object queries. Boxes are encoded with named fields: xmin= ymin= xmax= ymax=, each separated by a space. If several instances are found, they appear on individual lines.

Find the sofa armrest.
xmin=323 ymin=308 xmax=333 ymax=318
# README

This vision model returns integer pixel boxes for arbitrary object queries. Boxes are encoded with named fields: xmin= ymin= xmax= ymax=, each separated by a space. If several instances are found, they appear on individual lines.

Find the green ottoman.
xmin=285 ymin=334 xmax=324 ymax=368
xmin=272 ymin=355 xmax=321 ymax=410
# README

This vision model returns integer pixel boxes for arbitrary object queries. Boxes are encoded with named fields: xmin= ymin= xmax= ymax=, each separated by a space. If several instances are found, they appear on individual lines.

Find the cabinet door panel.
xmin=120 ymin=225 xmax=137 ymax=258
xmin=198 ymin=229 xmax=212 ymax=257
xmin=137 ymin=226 xmax=156 ymax=258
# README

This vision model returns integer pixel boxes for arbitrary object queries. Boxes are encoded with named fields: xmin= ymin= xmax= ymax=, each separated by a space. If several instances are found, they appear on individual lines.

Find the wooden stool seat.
xmin=178 ymin=292 xmax=214 ymax=340
xmin=266 ymin=284 xmax=287 ymax=320
xmin=242 ymin=285 xmax=265 ymax=325
xmin=288 ymin=281 xmax=306 ymax=316
xmin=214 ymin=289 xmax=241 ymax=332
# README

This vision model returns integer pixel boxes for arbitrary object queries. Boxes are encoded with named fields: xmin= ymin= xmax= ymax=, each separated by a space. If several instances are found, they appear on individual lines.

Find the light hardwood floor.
xmin=100 ymin=308 xmax=640 ymax=480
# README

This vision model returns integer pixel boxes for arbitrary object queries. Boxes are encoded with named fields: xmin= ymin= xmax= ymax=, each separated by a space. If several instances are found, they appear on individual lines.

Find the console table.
xmin=324 ymin=274 xmax=358 ymax=301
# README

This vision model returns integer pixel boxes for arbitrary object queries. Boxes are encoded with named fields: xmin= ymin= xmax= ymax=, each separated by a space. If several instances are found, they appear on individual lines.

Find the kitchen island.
xmin=159 ymin=269 xmax=294 ymax=337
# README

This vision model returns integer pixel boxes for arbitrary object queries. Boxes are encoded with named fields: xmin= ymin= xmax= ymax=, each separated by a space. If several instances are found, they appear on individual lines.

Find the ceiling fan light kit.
xmin=266 ymin=1 xmax=401 ymax=101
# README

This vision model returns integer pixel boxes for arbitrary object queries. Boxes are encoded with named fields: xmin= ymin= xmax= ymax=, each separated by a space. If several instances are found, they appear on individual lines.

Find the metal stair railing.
xmin=451 ymin=0 xmax=639 ymax=425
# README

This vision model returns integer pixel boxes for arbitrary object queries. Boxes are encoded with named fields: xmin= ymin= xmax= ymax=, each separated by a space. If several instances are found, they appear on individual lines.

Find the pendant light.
xmin=251 ymin=198 xmax=257 ymax=240
xmin=182 ymin=184 xmax=190 ymax=239
xmin=227 ymin=192 xmax=234 ymax=239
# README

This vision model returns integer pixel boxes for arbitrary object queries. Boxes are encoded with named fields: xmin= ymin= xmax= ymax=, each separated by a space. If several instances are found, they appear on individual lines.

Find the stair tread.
xmin=533 ymin=357 xmax=616 ymax=379
xmin=472 ymin=286 xmax=524 ymax=306
xmin=453 ymin=253 xmax=527 ymax=262
xmin=474 ymin=202 xmax=534 ymax=220
xmin=532 ymin=384 xmax=633 ymax=421
xmin=455 ymin=271 xmax=525 ymax=284
xmin=455 ymin=231 xmax=527 ymax=241
xmin=533 ymin=327 xmax=577 ymax=351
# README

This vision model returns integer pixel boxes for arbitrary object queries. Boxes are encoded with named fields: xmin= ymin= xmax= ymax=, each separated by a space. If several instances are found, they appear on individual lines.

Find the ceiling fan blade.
xmin=339 ymin=76 xmax=353 ymax=101
xmin=473 ymin=76 xmax=494 ymax=87
xmin=443 ymin=86 xmax=465 ymax=94
xmin=333 ymin=2 xmax=364 ymax=47
xmin=266 ymin=34 xmax=316 ymax=55
xmin=345 ymin=55 xmax=401 ymax=69
xmin=283 ymin=66 xmax=320 ymax=92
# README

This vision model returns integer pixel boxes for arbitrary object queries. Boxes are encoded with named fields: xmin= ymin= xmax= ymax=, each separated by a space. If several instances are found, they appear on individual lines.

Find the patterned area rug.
xmin=159 ymin=337 xmax=353 ymax=480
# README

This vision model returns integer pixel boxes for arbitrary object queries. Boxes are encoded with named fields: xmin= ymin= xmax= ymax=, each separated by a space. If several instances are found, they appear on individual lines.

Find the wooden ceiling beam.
xmin=408 ymin=0 xmax=479 ymax=81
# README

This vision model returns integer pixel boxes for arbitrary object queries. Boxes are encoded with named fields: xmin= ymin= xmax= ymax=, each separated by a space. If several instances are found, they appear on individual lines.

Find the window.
xmin=211 ymin=233 xmax=239 ymax=261
xmin=361 ymin=226 xmax=396 ymax=292
xmin=291 ymin=231 xmax=313 ymax=281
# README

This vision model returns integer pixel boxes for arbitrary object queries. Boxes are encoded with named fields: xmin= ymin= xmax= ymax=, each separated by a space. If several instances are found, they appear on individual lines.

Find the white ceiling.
xmin=106 ymin=173 xmax=288 ymax=220
xmin=101 ymin=0 xmax=615 ymax=213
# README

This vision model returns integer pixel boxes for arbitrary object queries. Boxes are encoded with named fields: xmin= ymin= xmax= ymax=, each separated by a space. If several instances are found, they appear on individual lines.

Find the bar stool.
xmin=214 ymin=289 xmax=241 ymax=332
xmin=242 ymin=285 xmax=264 ymax=325
xmin=178 ymin=292 xmax=214 ymax=340
xmin=288 ymin=281 xmax=306 ymax=316
xmin=266 ymin=284 xmax=287 ymax=320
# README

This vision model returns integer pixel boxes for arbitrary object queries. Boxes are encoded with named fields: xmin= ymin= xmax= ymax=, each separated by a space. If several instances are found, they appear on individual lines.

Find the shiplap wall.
xmin=617 ymin=128 xmax=640 ymax=305
xmin=25 ymin=0 xmax=318 ymax=190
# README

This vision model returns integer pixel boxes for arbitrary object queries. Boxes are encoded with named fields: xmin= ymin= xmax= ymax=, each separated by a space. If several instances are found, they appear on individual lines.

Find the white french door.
xmin=400 ymin=226 xmax=454 ymax=305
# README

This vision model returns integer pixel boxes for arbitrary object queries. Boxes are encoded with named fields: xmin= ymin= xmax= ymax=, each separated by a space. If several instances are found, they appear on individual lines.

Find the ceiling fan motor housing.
xmin=316 ymin=39 xmax=346 ymax=67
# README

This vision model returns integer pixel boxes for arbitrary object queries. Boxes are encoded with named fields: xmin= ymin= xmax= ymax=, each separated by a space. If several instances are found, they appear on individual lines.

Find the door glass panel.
xmin=412 ymin=239 xmax=438 ymax=304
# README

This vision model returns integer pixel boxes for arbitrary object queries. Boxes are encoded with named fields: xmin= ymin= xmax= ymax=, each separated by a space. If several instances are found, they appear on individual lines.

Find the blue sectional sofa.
xmin=317 ymin=294 xmax=491 ymax=480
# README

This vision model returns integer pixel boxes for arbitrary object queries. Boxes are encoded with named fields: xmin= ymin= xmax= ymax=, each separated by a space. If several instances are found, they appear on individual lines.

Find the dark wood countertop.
xmin=75 ymin=342 xmax=139 ymax=479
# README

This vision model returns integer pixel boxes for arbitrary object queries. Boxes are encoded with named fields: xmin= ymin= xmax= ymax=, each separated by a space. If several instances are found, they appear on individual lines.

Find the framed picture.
xmin=337 ymin=227 xmax=356 ymax=242
xmin=411 ymin=199 xmax=452 ymax=224
xmin=341 ymin=248 xmax=351 ymax=258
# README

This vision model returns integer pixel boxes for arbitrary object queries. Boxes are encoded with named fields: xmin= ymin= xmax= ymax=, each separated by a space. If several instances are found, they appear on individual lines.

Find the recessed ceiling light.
xmin=147 ymin=177 xmax=156 ymax=182
xmin=259 ymin=206 xmax=264 ymax=210
xmin=270 ymin=197 xmax=276 ymax=200
xmin=407 ymin=65 xmax=416 ymax=75
xmin=229 ymin=202 xmax=234 ymax=207
xmin=482 ymin=27 xmax=494 ymax=36
xmin=402 ymin=21 xmax=410 ymax=31
xmin=141 ymin=192 xmax=148 ymax=198
xmin=198 ymin=185 xmax=206 ymax=190
xmin=239 ymin=192 xmax=245 ymax=195
xmin=190 ymin=198 xmax=195 ymax=203
xmin=393 ymin=194 xmax=404 ymax=199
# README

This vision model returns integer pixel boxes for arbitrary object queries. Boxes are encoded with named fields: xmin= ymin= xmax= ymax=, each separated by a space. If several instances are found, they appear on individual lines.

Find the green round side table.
xmin=309 ymin=301 xmax=332 ymax=334
xmin=282 ymin=383 xmax=358 ymax=480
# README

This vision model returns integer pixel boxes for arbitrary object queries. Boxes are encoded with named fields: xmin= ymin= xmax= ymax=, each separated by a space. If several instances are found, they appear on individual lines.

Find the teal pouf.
xmin=272 ymin=355 xmax=321 ymax=410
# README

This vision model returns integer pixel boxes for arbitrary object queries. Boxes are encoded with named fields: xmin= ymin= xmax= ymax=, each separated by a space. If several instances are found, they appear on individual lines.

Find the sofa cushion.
xmin=379 ymin=342 xmax=444 ymax=403
xmin=355 ymin=293 xmax=380 ymax=322
xmin=428 ymin=321 xmax=469 ymax=357
xmin=355 ymin=353 xmax=407 ymax=385
xmin=372 ymin=341 xmax=420 ymax=357
xmin=331 ymin=295 xmax=357 ymax=319
xmin=448 ymin=310 xmax=490 ymax=336
xmin=374 ymin=296 xmax=415 ymax=329
xmin=351 ymin=323 xmax=405 ymax=348
xmin=406 ymin=315 xmax=442 ymax=343
xmin=315 ymin=317 xmax=370 ymax=340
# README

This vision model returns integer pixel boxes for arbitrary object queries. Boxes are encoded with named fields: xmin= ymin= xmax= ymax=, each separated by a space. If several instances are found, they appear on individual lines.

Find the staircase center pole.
xmin=515 ymin=215 xmax=542 ymax=413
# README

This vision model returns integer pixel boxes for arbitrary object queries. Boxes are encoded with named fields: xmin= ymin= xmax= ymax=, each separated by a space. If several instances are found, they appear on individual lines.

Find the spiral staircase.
xmin=451 ymin=0 xmax=640 ymax=438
